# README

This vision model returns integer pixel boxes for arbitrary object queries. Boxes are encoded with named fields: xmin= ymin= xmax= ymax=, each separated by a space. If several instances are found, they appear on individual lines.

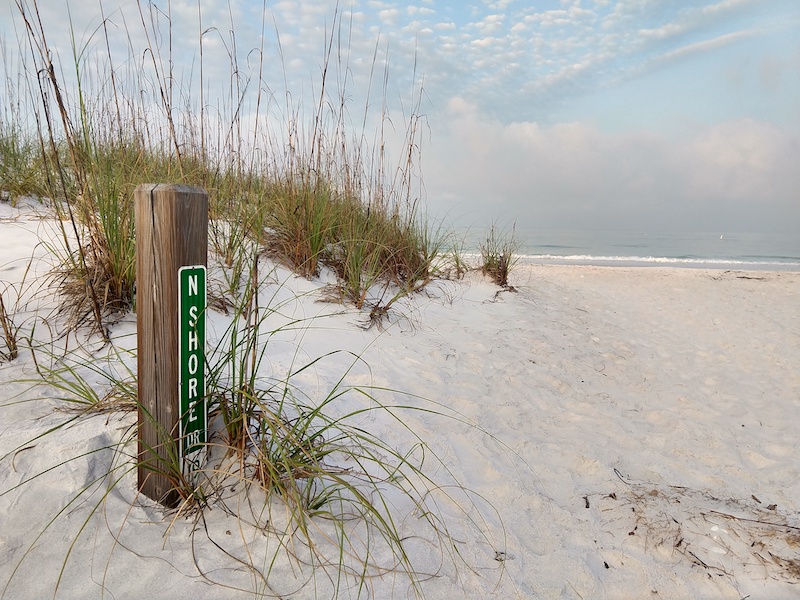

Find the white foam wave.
xmin=521 ymin=254 xmax=800 ymax=268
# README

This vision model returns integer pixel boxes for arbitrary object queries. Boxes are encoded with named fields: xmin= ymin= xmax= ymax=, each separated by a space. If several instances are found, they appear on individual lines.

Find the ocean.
xmin=512 ymin=230 xmax=800 ymax=271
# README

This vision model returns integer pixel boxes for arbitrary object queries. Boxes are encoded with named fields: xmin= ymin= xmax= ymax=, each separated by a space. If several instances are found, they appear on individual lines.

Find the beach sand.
xmin=1 ymin=206 xmax=799 ymax=599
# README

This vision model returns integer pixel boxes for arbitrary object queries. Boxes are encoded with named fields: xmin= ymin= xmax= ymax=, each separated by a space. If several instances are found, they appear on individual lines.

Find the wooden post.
xmin=135 ymin=184 xmax=208 ymax=507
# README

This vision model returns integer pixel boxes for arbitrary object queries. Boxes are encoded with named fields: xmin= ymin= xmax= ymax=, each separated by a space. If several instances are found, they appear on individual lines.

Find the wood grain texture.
xmin=135 ymin=184 xmax=208 ymax=507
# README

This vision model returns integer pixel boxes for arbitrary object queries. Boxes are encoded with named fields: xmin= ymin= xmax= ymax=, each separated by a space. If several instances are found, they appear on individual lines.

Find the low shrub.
xmin=480 ymin=222 xmax=519 ymax=289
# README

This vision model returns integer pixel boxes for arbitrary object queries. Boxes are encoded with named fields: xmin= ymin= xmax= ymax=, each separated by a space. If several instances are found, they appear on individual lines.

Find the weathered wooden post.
xmin=135 ymin=184 xmax=208 ymax=507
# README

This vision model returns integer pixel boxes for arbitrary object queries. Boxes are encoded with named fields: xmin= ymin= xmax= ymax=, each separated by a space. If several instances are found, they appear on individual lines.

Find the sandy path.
xmin=360 ymin=266 xmax=800 ymax=598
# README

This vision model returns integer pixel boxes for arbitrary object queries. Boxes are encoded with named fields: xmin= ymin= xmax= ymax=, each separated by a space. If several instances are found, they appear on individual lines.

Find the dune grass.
xmin=480 ymin=222 xmax=520 ymax=289
xmin=0 ymin=289 xmax=18 ymax=362
xmin=0 ymin=2 xmax=512 ymax=598
xmin=2 ymin=258 xmax=507 ymax=598
xmin=3 ymin=0 xmax=449 ymax=339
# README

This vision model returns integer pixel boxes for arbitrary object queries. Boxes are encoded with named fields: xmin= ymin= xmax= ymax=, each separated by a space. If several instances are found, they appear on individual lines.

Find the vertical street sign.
xmin=178 ymin=265 xmax=207 ymax=473
xmin=136 ymin=183 xmax=208 ymax=506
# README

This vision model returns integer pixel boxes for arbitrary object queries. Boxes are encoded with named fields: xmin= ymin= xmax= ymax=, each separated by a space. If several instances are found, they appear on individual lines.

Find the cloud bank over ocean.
xmin=428 ymin=102 xmax=800 ymax=232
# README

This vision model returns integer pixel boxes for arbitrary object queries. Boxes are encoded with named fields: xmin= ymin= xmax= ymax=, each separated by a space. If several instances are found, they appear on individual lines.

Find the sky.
xmin=4 ymin=0 xmax=800 ymax=234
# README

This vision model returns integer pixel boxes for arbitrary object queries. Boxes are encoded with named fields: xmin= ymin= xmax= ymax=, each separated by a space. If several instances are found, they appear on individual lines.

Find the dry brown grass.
xmin=0 ymin=288 xmax=18 ymax=361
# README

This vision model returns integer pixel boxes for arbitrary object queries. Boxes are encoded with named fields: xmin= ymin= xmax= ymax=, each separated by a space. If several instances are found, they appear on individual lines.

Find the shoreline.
xmin=517 ymin=256 xmax=800 ymax=272
xmin=518 ymin=255 xmax=800 ymax=273
xmin=513 ymin=262 xmax=800 ymax=278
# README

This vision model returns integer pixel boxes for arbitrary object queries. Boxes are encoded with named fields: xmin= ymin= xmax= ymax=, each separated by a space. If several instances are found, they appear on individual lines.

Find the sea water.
xmin=514 ymin=230 xmax=800 ymax=271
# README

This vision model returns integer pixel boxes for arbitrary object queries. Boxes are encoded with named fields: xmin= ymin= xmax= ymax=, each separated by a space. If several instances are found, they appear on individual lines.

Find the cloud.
xmin=685 ymin=118 xmax=799 ymax=203
xmin=425 ymin=100 xmax=800 ymax=232
xmin=407 ymin=6 xmax=436 ymax=17
xmin=378 ymin=8 xmax=401 ymax=25
xmin=475 ymin=13 xmax=505 ymax=35
xmin=9 ymin=0 xmax=788 ymax=121
xmin=658 ymin=29 xmax=756 ymax=62
xmin=470 ymin=37 xmax=496 ymax=48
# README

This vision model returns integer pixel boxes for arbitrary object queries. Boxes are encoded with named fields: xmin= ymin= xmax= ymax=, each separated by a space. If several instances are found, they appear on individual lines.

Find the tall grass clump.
xmin=199 ymin=260 xmax=453 ymax=594
xmin=480 ymin=222 xmax=520 ymax=289
xmin=0 ymin=289 xmax=18 ymax=362
xmin=0 ymin=115 xmax=43 ymax=204
xmin=0 ymin=38 xmax=44 ymax=203
xmin=262 ymin=178 xmax=340 ymax=279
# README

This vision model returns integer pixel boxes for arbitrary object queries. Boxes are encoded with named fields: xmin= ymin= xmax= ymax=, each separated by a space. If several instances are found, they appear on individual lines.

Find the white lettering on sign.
xmin=186 ymin=430 xmax=201 ymax=447
xmin=178 ymin=265 xmax=207 ymax=476
xmin=188 ymin=329 xmax=198 ymax=352
xmin=188 ymin=378 xmax=198 ymax=402
xmin=188 ymin=398 xmax=198 ymax=422
xmin=188 ymin=353 xmax=198 ymax=375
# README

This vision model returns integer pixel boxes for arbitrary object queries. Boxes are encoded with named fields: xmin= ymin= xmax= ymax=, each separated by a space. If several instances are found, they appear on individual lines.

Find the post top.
xmin=134 ymin=183 xmax=208 ymax=195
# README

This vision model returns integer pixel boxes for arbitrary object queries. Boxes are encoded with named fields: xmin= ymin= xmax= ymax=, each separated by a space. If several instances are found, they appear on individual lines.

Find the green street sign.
xmin=178 ymin=265 xmax=207 ymax=470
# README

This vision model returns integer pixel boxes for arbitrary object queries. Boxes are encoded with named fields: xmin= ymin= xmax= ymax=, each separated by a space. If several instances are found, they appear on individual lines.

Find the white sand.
xmin=1 ymin=203 xmax=799 ymax=599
